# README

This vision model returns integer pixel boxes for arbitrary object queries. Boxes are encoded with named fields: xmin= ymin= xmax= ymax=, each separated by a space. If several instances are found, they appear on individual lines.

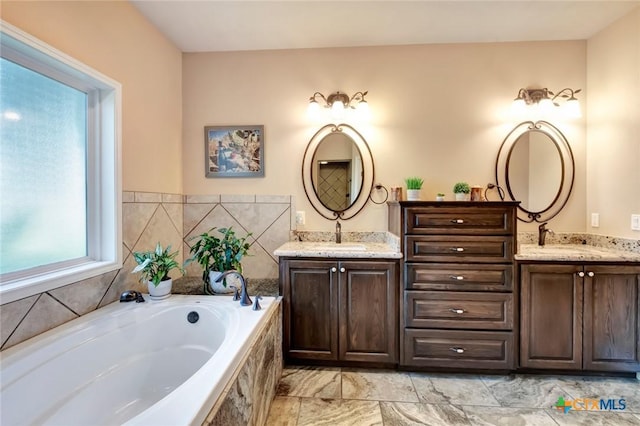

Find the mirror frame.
xmin=302 ymin=123 xmax=374 ymax=220
xmin=495 ymin=120 xmax=575 ymax=223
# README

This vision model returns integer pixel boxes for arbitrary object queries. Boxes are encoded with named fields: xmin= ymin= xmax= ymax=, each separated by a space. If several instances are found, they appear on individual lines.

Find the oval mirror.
xmin=302 ymin=124 xmax=374 ymax=220
xmin=496 ymin=121 xmax=574 ymax=223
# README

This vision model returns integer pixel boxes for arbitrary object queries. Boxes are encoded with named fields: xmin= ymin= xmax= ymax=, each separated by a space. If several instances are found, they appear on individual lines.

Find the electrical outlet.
xmin=632 ymin=214 xmax=640 ymax=231
xmin=296 ymin=211 xmax=305 ymax=225
xmin=591 ymin=213 xmax=599 ymax=228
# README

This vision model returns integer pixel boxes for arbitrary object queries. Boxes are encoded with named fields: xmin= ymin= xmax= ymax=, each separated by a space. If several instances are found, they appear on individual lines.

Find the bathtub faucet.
xmin=213 ymin=270 xmax=252 ymax=306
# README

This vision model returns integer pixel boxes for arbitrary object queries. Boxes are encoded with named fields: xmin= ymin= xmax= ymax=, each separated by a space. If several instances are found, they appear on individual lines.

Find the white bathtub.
xmin=0 ymin=294 xmax=277 ymax=426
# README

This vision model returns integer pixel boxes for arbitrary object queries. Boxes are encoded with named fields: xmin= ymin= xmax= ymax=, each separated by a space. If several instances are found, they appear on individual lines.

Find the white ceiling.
xmin=131 ymin=1 xmax=639 ymax=53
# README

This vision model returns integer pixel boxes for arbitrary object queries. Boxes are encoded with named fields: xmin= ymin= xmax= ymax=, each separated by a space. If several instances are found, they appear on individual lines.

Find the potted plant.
xmin=185 ymin=227 xmax=251 ymax=294
xmin=404 ymin=177 xmax=424 ymax=201
xmin=132 ymin=243 xmax=183 ymax=300
xmin=436 ymin=192 xmax=445 ymax=201
xmin=453 ymin=182 xmax=471 ymax=201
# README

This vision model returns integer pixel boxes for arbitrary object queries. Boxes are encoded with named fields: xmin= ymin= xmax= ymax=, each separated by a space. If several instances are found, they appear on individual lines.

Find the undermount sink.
xmin=313 ymin=243 xmax=367 ymax=252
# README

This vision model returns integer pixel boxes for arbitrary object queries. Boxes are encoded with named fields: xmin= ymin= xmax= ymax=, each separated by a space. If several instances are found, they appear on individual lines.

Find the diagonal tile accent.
xmin=163 ymin=203 xmax=183 ymax=237
xmin=4 ymin=294 xmax=77 ymax=348
xmin=183 ymin=203 xmax=215 ymax=236
xmin=49 ymin=269 xmax=118 ymax=315
xmin=0 ymin=295 xmax=38 ymax=348
xmin=242 ymin=242 xmax=279 ymax=279
xmin=134 ymin=205 xmax=183 ymax=264
xmin=122 ymin=202 xmax=158 ymax=251
xmin=257 ymin=208 xmax=291 ymax=262
xmin=222 ymin=203 xmax=289 ymax=238
xmin=100 ymin=249 xmax=146 ymax=308
xmin=186 ymin=204 xmax=248 ymax=242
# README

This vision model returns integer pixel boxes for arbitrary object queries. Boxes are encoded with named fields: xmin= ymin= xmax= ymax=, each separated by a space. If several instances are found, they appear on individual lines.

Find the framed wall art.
xmin=204 ymin=125 xmax=264 ymax=177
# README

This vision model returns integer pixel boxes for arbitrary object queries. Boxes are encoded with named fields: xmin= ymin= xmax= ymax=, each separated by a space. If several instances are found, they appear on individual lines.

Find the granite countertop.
xmin=172 ymin=276 xmax=279 ymax=297
xmin=274 ymin=241 xmax=402 ymax=259
xmin=516 ymin=244 xmax=640 ymax=262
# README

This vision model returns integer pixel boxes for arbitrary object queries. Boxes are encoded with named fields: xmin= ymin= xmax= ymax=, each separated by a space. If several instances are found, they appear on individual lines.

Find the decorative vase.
xmin=406 ymin=189 xmax=421 ymax=201
xmin=455 ymin=193 xmax=469 ymax=201
xmin=148 ymin=279 xmax=172 ymax=300
xmin=435 ymin=195 xmax=445 ymax=202
xmin=209 ymin=270 xmax=239 ymax=294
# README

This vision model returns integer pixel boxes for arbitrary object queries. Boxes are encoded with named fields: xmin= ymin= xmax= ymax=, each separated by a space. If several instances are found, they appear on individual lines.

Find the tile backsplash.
xmin=0 ymin=192 xmax=294 ymax=350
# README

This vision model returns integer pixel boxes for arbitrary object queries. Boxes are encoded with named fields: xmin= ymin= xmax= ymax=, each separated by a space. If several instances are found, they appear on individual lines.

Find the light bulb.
xmin=331 ymin=100 xmax=345 ymax=119
xmin=355 ymin=100 xmax=370 ymax=120
xmin=564 ymin=98 xmax=581 ymax=118
xmin=307 ymin=100 xmax=321 ymax=120
xmin=538 ymin=98 xmax=554 ymax=114
xmin=510 ymin=98 xmax=527 ymax=117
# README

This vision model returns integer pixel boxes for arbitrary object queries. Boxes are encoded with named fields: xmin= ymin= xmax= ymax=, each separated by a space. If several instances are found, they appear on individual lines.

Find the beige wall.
xmin=2 ymin=0 xmax=183 ymax=193
xmin=183 ymin=41 xmax=586 ymax=232
xmin=586 ymin=7 xmax=640 ymax=239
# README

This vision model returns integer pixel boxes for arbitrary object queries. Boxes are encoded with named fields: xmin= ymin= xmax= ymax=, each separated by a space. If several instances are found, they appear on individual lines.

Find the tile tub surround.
xmin=1 ymin=192 xmax=293 ymax=351
xmin=516 ymin=244 xmax=640 ymax=262
xmin=204 ymin=300 xmax=283 ymax=426
xmin=266 ymin=366 xmax=640 ymax=425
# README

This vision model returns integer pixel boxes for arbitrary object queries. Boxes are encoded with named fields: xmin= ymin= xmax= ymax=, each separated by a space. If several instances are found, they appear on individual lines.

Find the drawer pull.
xmin=587 ymin=271 xmax=595 ymax=277
xmin=449 ymin=308 xmax=465 ymax=314
xmin=578 ymin=271 xmax=585 ymax=277
xmin=331 ymin=267 xmax=337 ymax=273
xmin=340 ymin=267 xmax=346 ymax=273
xmin=451 ymin=219 xmax=465 ymax=224
xmin=450 ymin=247 xmax=465 ymax=252
xmin=450 ymin=275 xmax=465 ymax=281
xmin=450 ymin=347 xmax=465 ymax=354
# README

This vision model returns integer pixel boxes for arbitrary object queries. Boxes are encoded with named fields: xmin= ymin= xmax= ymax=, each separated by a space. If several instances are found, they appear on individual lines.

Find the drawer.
xmin=403 ymin=329 xmax=514 ymax=369
xmin=405 ymin=291 xmax=513 ymax=330
xmin=405 ymin=236 xmax=514 ymax=263
xmin=404 ymin=207 xmax=514 ymax=235
xmin=406 ymin=263 xmax=513 ymax=291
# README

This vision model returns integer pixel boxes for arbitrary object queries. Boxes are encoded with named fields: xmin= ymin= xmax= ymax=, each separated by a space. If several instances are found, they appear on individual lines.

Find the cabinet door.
xmin=282 ymin=260 xmax=338 ymax=361
xmin=583 ymin=265 xmax=640 ymax=372
xmin=520 ymin=264 xmax=583 ymax=369
xmin=339 ymin=261 xmax=398 ymax=363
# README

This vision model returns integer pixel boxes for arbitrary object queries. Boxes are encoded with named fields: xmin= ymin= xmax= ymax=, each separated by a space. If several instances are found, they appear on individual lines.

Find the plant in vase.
xmin=436 ymin=193 xmax=445 ymax=201
xmin=185 ymin=227 xmax=251 ymax=294
xmin=404 ymin=177 xmax=424 ymax=201
xmin=132 ymin=243 xmax=183 ymax=300
xmin=453 ymin=182 xmax=471 ymax=201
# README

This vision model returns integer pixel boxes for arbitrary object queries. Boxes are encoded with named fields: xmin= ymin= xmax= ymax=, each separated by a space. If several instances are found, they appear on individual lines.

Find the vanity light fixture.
xmin=511 ymin=87 xmax=581 ymax=118
xmin=307 ymin=91 xmax=369 ymax=120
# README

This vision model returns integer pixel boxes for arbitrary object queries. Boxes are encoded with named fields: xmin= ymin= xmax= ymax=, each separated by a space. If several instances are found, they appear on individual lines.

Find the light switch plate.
xmin=591 ymin=213 xmax=599 ymax=228
xmin=632 ymin=214 xmax=640 ymax=231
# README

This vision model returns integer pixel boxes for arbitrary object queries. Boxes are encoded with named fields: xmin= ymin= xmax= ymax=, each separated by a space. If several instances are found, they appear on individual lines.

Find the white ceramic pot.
xmin=406 ymin=189 xmax=421 ymax=201
xmin=455 ymin=193 xmax=469 ymax=201
xmin=208 ymin=270 xmax=239 ymax=294
xmin=148 ymin=278 xmax=172 ymax=300
xmin=436 ymin=195 xmax=445 ymax=202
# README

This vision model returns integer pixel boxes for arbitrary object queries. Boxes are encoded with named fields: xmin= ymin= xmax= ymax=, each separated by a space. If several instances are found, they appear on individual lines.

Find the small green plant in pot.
xmin=185 ymin=227 xmax=251 ymax=294
xmin=132 ymin=243 xmax=184 ymax=299
xmin=453 ymin=182 xmax=471 ymax=201
xmin=404 ymin=177 xmax=424 ymax=201
xmin=436 ymin=192 xmax=445 ymax=201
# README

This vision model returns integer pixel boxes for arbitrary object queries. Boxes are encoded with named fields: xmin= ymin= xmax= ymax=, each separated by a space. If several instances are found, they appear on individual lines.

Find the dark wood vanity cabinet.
xmin=280 ymin=258 xmax=398 ymax=364
xmin=520 ymin=263 xmax=640 ymax=372
xmin=389 ymin=202 xmax=519 ymax=370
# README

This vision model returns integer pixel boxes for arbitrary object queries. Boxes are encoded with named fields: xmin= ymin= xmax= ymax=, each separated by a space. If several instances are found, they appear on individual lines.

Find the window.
xmin=0 ymin=22 xmax=122 ymax=303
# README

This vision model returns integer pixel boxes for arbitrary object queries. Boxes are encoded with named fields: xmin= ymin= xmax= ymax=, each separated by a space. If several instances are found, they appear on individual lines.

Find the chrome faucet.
xmin=213 ymin=270 xmax=252 ymax=306
xmin=538 ymin=222 xmax=553 ymax=246
xmin=336 ymin=220 xmax=342 ymax=244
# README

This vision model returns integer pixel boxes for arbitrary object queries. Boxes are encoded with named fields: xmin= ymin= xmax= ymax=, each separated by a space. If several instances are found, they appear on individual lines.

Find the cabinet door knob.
xmin=578 ymin=271 xmax=585 ymax=277
xmin=340 ymin=267 xmax=346 ymax=273
xmin=450 ymin=347 xmax=465 ymax=354
xmin=449 ymin=308 xmax=465 ymax=314
xmin=587 ymin=271 xmax=595 ymax=277
xmin=451 ymin=219 xmax=464 ymax=224
xmin=450 ymin=275 xmax=465 ymax=281
xmin=331 ymin=267 xmax=337 ymax=273
xmin=450 ymin=247 xmax=465 ymax=252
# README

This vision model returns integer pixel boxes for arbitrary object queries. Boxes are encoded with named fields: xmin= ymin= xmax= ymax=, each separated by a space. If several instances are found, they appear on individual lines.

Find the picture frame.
xmin=204 ymin=125 xmax=264 ymax=178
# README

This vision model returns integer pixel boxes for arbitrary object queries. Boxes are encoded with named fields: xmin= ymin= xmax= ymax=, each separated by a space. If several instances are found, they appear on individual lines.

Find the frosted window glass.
xmin=0 ymin=58 xmax=87 ymax=274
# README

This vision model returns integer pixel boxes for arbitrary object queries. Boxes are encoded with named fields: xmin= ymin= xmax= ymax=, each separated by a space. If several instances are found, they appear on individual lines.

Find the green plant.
xmin=132 ymin=243 xmax=183 ymax=286
xmin=453 ymin=182 xmax=471 ymax=194
xmin=404 ymin=177 xmax=424 ymax=190
xmin=437 ymin=192 xmax=445 ymax=197
xmin=185 ymin=227 xmax=252 ymax=284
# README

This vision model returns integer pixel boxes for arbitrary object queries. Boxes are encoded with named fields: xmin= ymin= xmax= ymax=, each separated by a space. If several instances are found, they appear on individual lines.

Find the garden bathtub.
xmin=0 ymin=295 xmax=277 ymax=425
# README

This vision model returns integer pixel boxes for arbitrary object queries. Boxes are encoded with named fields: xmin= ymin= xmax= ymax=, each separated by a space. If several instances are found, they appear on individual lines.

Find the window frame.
xmin=0 ymin=21 xmax=122 ymax=304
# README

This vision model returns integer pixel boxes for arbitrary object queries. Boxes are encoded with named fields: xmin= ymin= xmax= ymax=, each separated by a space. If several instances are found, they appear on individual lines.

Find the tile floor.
xmin=265 ymin=366 xmax=640 ymax=425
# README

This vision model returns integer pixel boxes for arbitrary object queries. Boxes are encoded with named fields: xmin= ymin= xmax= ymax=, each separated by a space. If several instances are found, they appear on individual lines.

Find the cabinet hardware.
xmin=577 ymin=271 xmax=585 ymax=277
xmin=450 ymin=347 xmax=465 ymax=354
xmin=331 ymin=267 xmax=337 ymax=273
xmin=449 ymin=308 xmax=465 ymax=314
xmin=587 ymin=271 xmax=595 ymax=277
xmin=451 ymin=219 xmax=465 ymax=224
xmin=450 ymin=275 xmax=465 ymax=280
xmin=340 ymin=267 xmax=346 ymax=273
xmin=450 ymin=247 xmax=465 ymax=252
